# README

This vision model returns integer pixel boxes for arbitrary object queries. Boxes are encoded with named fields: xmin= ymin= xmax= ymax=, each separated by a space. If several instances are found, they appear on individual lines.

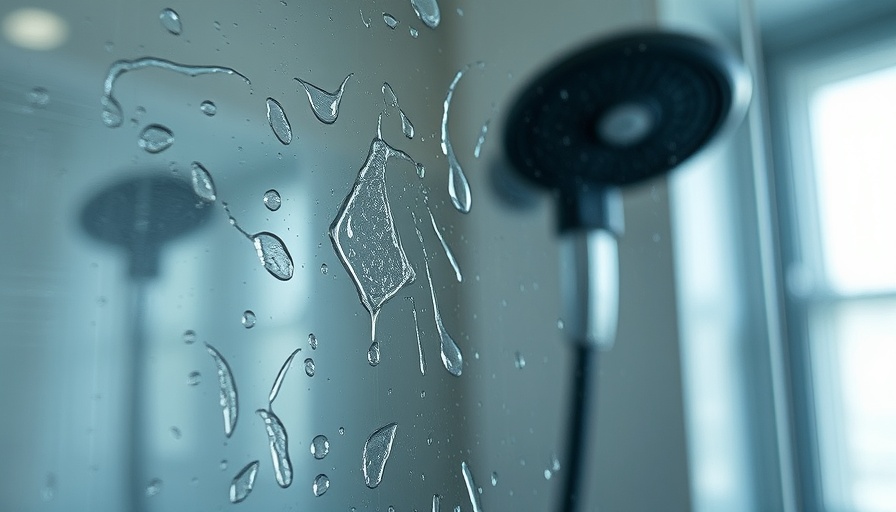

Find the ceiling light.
xmin=2 ymin=7 xmax=69 ymax=51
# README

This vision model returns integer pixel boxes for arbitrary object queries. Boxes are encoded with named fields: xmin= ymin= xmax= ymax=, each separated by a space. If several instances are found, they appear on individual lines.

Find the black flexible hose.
xmin=559 ymin=343 xmax=598 ymax=512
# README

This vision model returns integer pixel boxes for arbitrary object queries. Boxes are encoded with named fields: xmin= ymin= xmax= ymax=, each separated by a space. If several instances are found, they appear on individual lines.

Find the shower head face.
xmin=504 ymin=31 xmax=750 ymax=194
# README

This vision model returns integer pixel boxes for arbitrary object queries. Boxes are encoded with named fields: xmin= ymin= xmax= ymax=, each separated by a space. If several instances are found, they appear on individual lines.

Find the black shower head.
xmin=504 ymin=30 xmax=751 ymax=232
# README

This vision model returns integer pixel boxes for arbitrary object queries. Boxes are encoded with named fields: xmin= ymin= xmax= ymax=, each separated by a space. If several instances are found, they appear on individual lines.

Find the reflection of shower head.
xmin=81 ymin=173 xmax=212 ymax=278
xmin=504 ymin=30 xmax=751 ymax=231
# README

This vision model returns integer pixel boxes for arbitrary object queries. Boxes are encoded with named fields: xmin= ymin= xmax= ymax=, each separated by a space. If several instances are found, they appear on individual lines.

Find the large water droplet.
xmin=294 ymin=74 xmax=352 ymax=124
xmin=268 ymin=348 xmax=301 ymax=407
xmin=461 ymin=462 xmax=483 ymax=512
xmin=312 ymin=474 xmax=330 ymax=496
xmin=418 ymin=227 xmax=463 ymax=376
xmin=383 ymin=13 xmax=399 ymax=29
xmin=304 ymin=358 xmax=315 ymax=377
xmin=183 ymin=329 xmax=197 ymax=344
xmin=102 ymin=58 xmax=250 ymax=128
xmin=441 ymin=63 xmax=484 ymax=213
xmin=241 ymin=310 xmax=256 ymax=328
xmin=252 ymin=232 xmax=294 ymax=281
xmin=427 ymin=208 xmax=462 ymax=282
xmin=205 ymin=343 xmax=238 ymax=437
xmin=187 ymin=371 xmax=201 ymax=386
xmin=256 ymin=409 xmax=293 ymax=488
xmin=190 ymin=161 xmax=216 ymax=202
xmin=263 ymin=189 xmax=282 ymax=211
xmin=265 ymin=97 xmax=292 ymax=145
xmin=410 ymin=0 xmax=441 ymax=28
xmin=407 ymin=297 xmax=426 ymax=375
xmin=229 ymin=460 xmax=259 ymax=503
xmin=311 ymin=435 xmax=330 ymax=459
xmin=362 ymin=423 xmax=398 ymax=488
xmin=27 ymin=87 xmax=50 ymax=108
xmin=159 ymin=8 xmax=183 ymax=35
xmin=329 ymin=137 xmax=419 ymax=341
xmin=308 ymin=333 xmax=318 ymax=350
xmin=138 ymin=124 xmax=174 ymax=153
xmin=145 ymin=478 xmax=162 ymax=497
xmin=200 ymin=100 xmax=217 ymax=116
xmin=367 ymin=341 xmax=381 ymax=366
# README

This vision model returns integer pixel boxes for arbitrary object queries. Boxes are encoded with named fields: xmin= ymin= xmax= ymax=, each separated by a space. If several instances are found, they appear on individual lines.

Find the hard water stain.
xmin=294 ymin=74 xmax=352 ymax=124
xmin=137 ymin=124 xmax=174 ymax=153
xmin=205 ymin=343 xmax=238 ymax=437
xmin=362 ymin=422 xmax=398 ymax=488
xmin=256 ymin=409 xmax=293 ymax=488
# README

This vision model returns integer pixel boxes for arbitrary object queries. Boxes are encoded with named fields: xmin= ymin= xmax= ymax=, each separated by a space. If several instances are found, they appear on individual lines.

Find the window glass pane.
xmin=809 ymin=66 xmax=896 ymax=294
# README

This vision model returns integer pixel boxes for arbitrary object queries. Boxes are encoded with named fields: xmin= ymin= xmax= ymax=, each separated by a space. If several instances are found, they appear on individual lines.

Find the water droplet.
xmin=367 ymin=341 xmax=381 ymax=366
xmin=159 ymin=8 xmax=182 ymax=35
xmin=432 ymin=494 xmax=442 ymax=512
xmin=381 ymin=83 xmax=415 ymax=139
xmin=304 ymin=358 xmax=315 ymax=377
xmin=544 ymin=469 xmax=552 ymax=480
xmin=362 ymin=422 xmax=398 ymax=488
xmin=308 ymin=333 xmax=318 ymax=350
xmin=200 ymin=100 xmax=217 ymax=116
xmin=418 ymin=227 xmax=463 ymax=376
xmin=320 ymin=263 xmax=328 ymax=275
xmin=183 ymin=329 xmax=197 ymax=344
xmin=27 ymin=87 xmax=50 ymax=108
xmin=474 ymin=119 xmax=491 ymax=158
xmin=461 ymin=462 xmax=483 ymax=512
xmin=256 ymin=409 xmax=293 ymax=488
xmin=551 ymin=453 xmax=561 ymax=471
xmin=205 ymin=343 xmax=238 ymax=437
xmin=102 ymin=58 xmax=250 ymax=128
xmin=491 ymin=471 xmax=498 ymax=486
xmin=229 ymin=460 xmax=259 ymax=503
xmin=416 ymin=163 xmax=426 ymax=178
xmin=170 ymin=426 xmax=182 ymax=439
xmin=421 ymin=390 xmax=426 ymax=398
xmin=252 ymin=232 xmax=294 ymax=281
xmin=138 ymin=124 xmax=174 ymax=153
xmin=145 ymin=478 xmax=162 ymax=497
xmin=312 ymin=474 xmax=330 ymax=496
xmin=400 ymin=111 xmax=415 ymax=139
xmin=40 ymin=474 xmax=56 ymax=502
xmin=441 ymin=63 xmax=484 ymax=213
xmin=241 ymin=310 xmax=256 ymax=328
xmin=187 ymin=371 xmax=201 ymax=386
xmin=190 ymin=161 xmax=216 ymax=202
xmin=514 ymin=351 xmax=526 ymax=369
xmin=263 ymin=189 xmax=282 ymax=211
xmin=557 ymin=319 xmax=565 ymax=330
xmin=268 ymin=348 xmax=301 ymax=406
xmin=456 ymin=7 xmax=464 ymax=16
xmin=294 ymin=74 xmax=352 ymax=124
xmin=220 ymin=459 xmax=229 ymax=470
xmin=410 ymin=27 xmax=419 ymax=38
xmin=407 ymin=297 xmax=426 ymax=375
xmin=265 ymin=97 xmax=292 ymax=145
xmin=410 ymin=0 xmax=441 ymax=28
xmin=383 ymin=13 xmax=399 ymax=29
xmin=338 ymin=426 xmax=345 ymax=435
xmin=311 ymin=435 xmax=330 ymax=459
xmin=329 ymin=138 xmax=419 ymax=341
xmin=427 ymin=208 xmax=462 ymax=282
xmin=426 ymin=436 xmax=433 ymax=446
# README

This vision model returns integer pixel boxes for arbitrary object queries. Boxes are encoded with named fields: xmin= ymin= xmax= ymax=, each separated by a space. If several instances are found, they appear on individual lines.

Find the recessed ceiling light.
xmin=2 ymin=7 xmax=69 ymax=51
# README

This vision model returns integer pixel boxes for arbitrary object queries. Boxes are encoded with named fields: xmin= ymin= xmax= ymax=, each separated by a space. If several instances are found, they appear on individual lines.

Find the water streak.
xmin=427 ymin=207 xmax=462 ymax=282
xmin=190 ymin=162 xmax=216 ymax=202
xmin=407 ymin=296 xmax=426 ymax=375
xmin=268 ymin=348 xmax=301 ymax=407
xmin=410 ymin=0 xmax=441 ymax=28
xmin=382 ymin=82 xmax=414 ymax=139
xmin=229 ymin=460 xmax=259 ymax=503
xmin=474 ymin=119 xmax=491 ymax=158
xmin=206 ymin=343 xmax=238 ymax=437
xmin=256 ymin=409 xmax=293 ymax=488
xmin=266 ymin=97 xmax=292 ymax=145
xmin=417 ymin=227 xmax=463 ymax=376
xmin=329 ymin=135 xmax=419 ymax=341
xmin=441 ymin=62 xmax=484 ymax=213
xmin=462 ymin=461 xmax=484 ymax=512
xmin=362 ymin=422 xmax=398 ymax=488
xmin=294 ymin=74 xmax=352 ymax=124
xmin=101 ymin=57 xmax=250 ymax=128
xmin=432 ymin=494 xmax=442 ymax=512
